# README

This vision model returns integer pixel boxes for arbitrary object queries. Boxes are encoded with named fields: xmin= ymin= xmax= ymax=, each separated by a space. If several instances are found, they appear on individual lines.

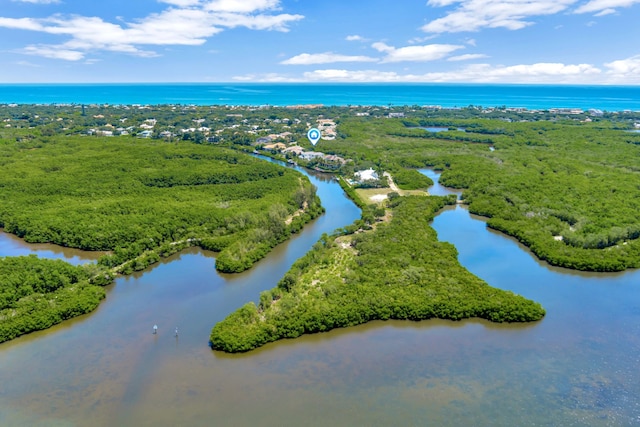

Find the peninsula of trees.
xmin=210 ymin=195 xmax=545 ymax=353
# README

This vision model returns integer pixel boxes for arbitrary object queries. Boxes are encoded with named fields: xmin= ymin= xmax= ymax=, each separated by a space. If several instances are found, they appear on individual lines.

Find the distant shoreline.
xmin=2 ymin=82 xmax=639 ymax=87
xmin=0 ymin=101 xmax=637 ymax=115
xmin=1 ymin=83 xmax=638 ymax=111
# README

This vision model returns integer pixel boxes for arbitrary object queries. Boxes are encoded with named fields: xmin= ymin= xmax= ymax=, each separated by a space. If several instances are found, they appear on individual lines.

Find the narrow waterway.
xmin=1 ymin=165 xmax=639 ymax=426
xmin=0 ymin=231 xmax=105 ymax=265
xmin=419 ymin=168 xmax=463 ymax=198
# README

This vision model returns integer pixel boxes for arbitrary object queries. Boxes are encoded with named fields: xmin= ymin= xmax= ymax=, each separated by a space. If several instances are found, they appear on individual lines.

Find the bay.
xmin=1 ymin=83 xmax=639 ymax=111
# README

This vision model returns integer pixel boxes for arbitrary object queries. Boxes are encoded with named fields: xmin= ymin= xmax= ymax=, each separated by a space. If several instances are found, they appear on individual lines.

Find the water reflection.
xmin=416 ymin=126 xmax=467 ymax=133
xmin=0 ymin=229 xmax=105 ymax=264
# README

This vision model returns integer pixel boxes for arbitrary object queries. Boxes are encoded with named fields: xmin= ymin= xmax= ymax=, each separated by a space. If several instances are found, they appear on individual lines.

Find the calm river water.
xmin=1 ymin=164 xmax=639 ymax=426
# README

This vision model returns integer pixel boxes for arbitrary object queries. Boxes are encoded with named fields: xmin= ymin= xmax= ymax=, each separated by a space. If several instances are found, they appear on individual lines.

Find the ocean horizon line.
xmin=2 ymin=82 xmax=640 ymax=87
xmin=1 ymin=83 xmax=639 ymax=111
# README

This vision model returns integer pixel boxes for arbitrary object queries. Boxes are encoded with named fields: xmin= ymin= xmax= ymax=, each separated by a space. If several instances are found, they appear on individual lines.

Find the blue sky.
xmin=0 ymin=0 xmax=639 ymax=84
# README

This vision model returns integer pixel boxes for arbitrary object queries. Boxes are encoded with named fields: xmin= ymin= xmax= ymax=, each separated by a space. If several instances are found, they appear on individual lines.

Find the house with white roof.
xmin=354 ymin=168 xmax=379 ymax=182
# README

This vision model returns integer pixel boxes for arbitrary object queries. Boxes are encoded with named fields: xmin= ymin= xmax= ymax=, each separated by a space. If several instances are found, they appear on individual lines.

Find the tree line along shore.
xmin=1 ymin=103 xmax=639 ymax=346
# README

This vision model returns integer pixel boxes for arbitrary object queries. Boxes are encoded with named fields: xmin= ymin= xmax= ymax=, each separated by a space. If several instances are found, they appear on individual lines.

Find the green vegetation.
xmin=3 ymin=103 xmax=640 ymax=346
xmin=0 ymin=129 xmax=321 ymax=341
xmin=388 ymin=167 xmax=432 ymax=190
xmin=336 ymin=177 xmax=386 ymax=231
xmin=320 ymin=116 xmax=640 ymax=271
xmin=0 ymin=255 xmax=107 ymax=343
xmin=210 ymin=196 xmax=545 ymax=353
xmin=0 ymin=137 xmax=322 ymax=274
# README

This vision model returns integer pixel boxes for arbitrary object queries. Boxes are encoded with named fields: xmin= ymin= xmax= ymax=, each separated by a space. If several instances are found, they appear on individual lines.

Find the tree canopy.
xmin=0 ymin=137 xmax=322 ymax=274
xmin=211 ymin=196 xmax=545 ymax=353
xmin=0 ymin=255 xmax=106 ymax=343
xmin=318 ymin=116 xmax=640 ymax=271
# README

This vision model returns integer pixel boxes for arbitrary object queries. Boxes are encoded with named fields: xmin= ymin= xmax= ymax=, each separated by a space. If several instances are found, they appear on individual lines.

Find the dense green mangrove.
xmin=210 ymin=196 xmax=545 ymax=353
xmin=5 ymin=105 xmax=640 ymax=274
xmin=0 ymin=137 xmax=322 ymax=274
xmin=0 ymin=134 xmax=321 ymax=341
xmin=321 ymin=117 xmax=640 ymax=271
xmin=0 ymin=255 xmax=108 ymax=343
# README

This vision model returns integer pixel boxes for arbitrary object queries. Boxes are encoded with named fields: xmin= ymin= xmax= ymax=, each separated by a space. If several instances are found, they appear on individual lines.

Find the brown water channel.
xmin=1 ymin=163 xmax=640 ymax=426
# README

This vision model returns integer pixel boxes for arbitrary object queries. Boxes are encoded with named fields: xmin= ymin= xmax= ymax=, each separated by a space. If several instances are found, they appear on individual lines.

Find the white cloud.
xmin=232 ymin=55 xmax=640 ymax=84
xmin=605 ymin=55 xmax=640 ymax=73
xmin=157 ymin=0 xmax=201 ymax=6
xmin=280 ymin=43 xmax=466 ymax=66
xmin=574 ymin=0 xmax=640 ymax=13
xmin=604 ymin=55 xmax=640 ymax=83
xmin=303 ymin=69 xmax=405 ymax=82
xmin=0 ymin=17 xmax=44 ymax=31
xmin=346 ymin=35 xmax=364 ymax=41
xmin=593 ymin=7 xmax=617 ymax=14
xmin=204 ymin=0 xmax=281 ymax=13
xmin=447 ymin=53 xmax=489 ymax=61
xmin=125 ymin=9 xmax=223 ymax=45
xmin=207 ymin=12 xmax=302 ymax=31
xmin=372 ymin=42 xmax=464 ymax=62
xmin=281 ymin=52 xmax=377 ymax=65
xmin=423 ymin=0 xmax=578 ymax=33
xmin=233 ymin=72 xmax=297 ymax=82
xmin=12 ymin=0 xmax=60 ymax=3
xmin=407 ymin=35 xmax=439 ymax=44
xmin=243 ymin=61 xmax=603 ymax=83
xmin=0 ymin=0 xmax=303 ymax=60
xmin=23 ymin=45 xmax=85 ymax=61
xmin=232 ymin=74 xmax=255 ymax=81
xmin=448 ymin=62 xmax=601 ymax=82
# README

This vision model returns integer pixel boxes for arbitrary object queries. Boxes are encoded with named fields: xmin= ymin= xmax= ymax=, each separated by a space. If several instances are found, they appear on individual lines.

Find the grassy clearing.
xmin=355 ymin=186 xmax=427 ymax=205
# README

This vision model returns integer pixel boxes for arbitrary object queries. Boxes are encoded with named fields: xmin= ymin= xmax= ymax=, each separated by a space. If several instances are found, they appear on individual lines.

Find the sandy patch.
xmin=370 ymin=194 xmax=388 ymax=202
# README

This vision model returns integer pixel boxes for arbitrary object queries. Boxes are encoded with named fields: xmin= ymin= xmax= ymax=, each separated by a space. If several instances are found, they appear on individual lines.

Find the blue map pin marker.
xmin=307 ymin=128 xmax=321 ymax=146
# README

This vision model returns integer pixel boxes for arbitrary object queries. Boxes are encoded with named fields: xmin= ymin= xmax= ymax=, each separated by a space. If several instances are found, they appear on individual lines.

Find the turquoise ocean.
xmin=0 ymin=83 xmax=639 ymax=110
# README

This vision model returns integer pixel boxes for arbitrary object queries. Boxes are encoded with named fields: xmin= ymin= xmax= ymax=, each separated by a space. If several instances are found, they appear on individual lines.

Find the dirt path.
xmin=383 ymin=172 xmax=428 ymax=196
xmin=383 ymin=172 xmax=400 ymax=193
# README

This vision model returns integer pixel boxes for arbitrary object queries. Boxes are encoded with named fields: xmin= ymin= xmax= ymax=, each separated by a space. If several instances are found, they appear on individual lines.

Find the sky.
xmin=0 ymin=0 xmax=639 ymax=84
